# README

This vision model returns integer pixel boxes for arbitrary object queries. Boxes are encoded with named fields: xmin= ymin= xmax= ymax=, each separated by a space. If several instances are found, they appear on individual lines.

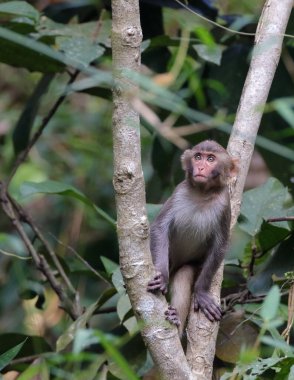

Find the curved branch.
xmin=186 ymin=0 xmax=293 ymax=378
xmin=228 ymin=0 xmax=293 ymax=224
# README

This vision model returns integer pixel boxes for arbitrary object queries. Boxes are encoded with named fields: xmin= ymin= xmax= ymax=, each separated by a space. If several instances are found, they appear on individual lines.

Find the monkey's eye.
xmin=207 ymin=155 xmax=215 ymax=162
xmin=194 ymin=153 xmax=202 ymax=160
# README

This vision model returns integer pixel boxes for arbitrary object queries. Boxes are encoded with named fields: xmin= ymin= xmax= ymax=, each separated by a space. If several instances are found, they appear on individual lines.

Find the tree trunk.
xmin=186 ymin=1 xmax=293 ymax=378
xmin=111 ymin=1 xmax=192 ymax=379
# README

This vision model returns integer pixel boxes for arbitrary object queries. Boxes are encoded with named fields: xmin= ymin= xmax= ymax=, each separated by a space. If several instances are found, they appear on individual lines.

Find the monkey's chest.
xmin=169 ymin=205 xmax=219 ymax=267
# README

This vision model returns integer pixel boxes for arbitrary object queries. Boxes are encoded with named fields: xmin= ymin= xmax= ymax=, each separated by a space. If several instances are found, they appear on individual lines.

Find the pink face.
xmin=191 ymin=151 xmax=219 ymax=183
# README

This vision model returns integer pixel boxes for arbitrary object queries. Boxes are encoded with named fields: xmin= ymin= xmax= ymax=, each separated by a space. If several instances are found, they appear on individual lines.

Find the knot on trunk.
xmin=113 ymin=168 xmax=135 ymax=194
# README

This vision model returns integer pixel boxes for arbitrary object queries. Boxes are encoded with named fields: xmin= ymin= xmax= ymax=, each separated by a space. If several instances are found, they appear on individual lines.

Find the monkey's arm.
xmin=147 ymin=205 xmax=172 ymax=295
xmin=193 ymin=219 xmax=229 ymax=321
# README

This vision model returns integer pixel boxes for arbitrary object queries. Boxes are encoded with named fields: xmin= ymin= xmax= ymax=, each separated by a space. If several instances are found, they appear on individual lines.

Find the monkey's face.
xmin=181 ymin=140 xmax=238 ymax=191
xmin=191 ymin=152 xmax=219 ymax=182
xmin=190 ymin=151 xmax=222 ymax=185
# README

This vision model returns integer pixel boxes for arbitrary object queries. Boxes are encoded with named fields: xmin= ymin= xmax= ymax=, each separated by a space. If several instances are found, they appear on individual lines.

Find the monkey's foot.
xmin=165 ymin=305 xmax=181 ymax=327
xmin=194 ymin=292 xmax=222 ymax=322
xmin=147 ymin=272 xmax=168 ymax=294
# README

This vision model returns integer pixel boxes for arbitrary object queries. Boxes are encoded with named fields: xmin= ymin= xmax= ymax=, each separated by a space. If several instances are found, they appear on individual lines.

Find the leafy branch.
xmin=0 ymin=71 xmax=83 ymax=320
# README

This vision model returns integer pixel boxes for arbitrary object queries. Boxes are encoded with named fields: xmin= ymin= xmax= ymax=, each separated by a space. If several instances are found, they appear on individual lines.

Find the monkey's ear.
xmin=181 ymin=149 xmax=193 ymax=170
xmin=229 ymin=158 xmax=239 ymax=177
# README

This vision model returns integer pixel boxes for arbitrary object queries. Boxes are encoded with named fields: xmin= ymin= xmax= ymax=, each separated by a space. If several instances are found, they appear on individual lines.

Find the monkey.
xmin=147 ymin=140 xmax=238 ymax=335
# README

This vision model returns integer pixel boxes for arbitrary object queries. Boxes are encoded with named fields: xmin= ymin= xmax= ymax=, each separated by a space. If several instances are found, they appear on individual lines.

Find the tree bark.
xmin=111 ymin=1 xmax=192 ymax=379
xmin=186 ymin=1 xmax=293 ymax=378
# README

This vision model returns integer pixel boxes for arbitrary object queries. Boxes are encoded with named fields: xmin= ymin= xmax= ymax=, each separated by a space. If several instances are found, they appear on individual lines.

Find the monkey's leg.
xmin=169 ymin=265 xmax=194 ymax=336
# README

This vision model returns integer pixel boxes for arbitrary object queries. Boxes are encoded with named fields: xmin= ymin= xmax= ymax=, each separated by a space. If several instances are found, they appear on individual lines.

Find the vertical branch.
xmin=186 ymin=1 xmax=293 ymax=378
xmin=228 ymin=0 xmax=293 ymax=224
xmin=111 ymin=1 xmax=192 ymax=379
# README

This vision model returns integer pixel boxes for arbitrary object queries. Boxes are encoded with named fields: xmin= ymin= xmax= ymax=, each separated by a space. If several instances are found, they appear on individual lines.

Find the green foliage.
xmin=193 ymin=44 xmax=224 ymax=65
xmin=239 ymin=178 xmax=292 ymax=236
xmin=221 ymin=286 xmax=294 ymax=380
xmin=260 ymin=285 xmax=280 ymax=323
xmin=12 ymin=74 xmax=54 ymax=154
xmin=0 ymin=1 xmax=107 ymax=72
xmin=0 ymin=339 xmax=27 ymax=371
xmin=0 ymin=1 xmax=39 ymax=25
xmin=20 ymin=180 xmax=116 ymax=226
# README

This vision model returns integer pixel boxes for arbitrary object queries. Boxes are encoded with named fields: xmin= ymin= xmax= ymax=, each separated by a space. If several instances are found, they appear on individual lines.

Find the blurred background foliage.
xmin=0 ymin=0 xmax=293 ymax=379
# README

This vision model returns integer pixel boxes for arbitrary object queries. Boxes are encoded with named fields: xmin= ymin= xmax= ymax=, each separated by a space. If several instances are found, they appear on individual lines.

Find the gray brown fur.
xmin=147 ymin=140 xmax=238 ymax=336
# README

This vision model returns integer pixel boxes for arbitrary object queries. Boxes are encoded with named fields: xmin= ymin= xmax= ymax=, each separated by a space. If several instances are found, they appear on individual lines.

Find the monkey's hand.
xmin=194 ymin=291 xmax=222 ymax=322
xmin=165 ymin=305 xmax=181 ymax=327
xmin=147 ymin=272 xmax=168 ymax=294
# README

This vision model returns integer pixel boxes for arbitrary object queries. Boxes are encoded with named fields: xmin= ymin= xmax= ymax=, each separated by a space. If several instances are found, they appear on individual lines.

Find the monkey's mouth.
xmin=194 ymin=175 xmax=207 ymax=181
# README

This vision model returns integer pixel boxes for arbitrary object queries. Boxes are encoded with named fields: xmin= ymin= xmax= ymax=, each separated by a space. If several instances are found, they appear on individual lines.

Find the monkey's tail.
xmin=170 ymin=265 xmax=195 ymax=336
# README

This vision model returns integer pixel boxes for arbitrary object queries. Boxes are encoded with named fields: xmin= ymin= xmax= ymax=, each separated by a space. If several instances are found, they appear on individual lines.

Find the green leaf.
xmin=272 ymin=98 xmax=294 ymax=129
xmin=73 ymin=329 xmax=99 ymax=354
xmin=95 ymin=331 xmax=139 ymax=380
xmin=20 ymin=180 xmax=116 ymax=226
xmin=0 ymin=25 xmax=111 ymax=76
xmin=13 ymin=73 xmax=54 ymax=154
xmin=0 ymin=1 xmax=40 ymax=22
xmin=258 ymin=220 xmax=290 ymax=252
xmin=74 ymin=354 xmax=106 ymax=380
xmin=0 ymin=30 xmax=64 ymax=72
xmin=239 ymin=178 xmax=293 ymax=236
xmin=0 ymin=339 xmax=27 ymax=370
xmin=0 ymin=13 xmax=107 ymax=71
xmin=57 ymin=36 xmax=105 ymax=67
xmin=117 ymin=293 xmax=132 ymax=323
xmin=260 ymin=285 xmax=280 ymax=322
xmin=255 ymin=134 xmax=294 ymax=161
xmin=193 ymin=44 xmax=223 ymax=65
xmin=72 ymin=329 xmax=139 ymax=380
xmin=260 ymin=336 xmax=293 ymax=355
xmin=123 ymin=317 xmax=138 ymax=335
xmin=247 ymin=235 xmax=294 ymax=295
xmin=100 ymin=256 xmax=118 ymax=275
xmin=0 ymin=233 xmax=29 ymax=259
xmin=56 ymin=286 xmax=116 ymax=352
xmin=112 ymin=268 xmax=125 ymax=294
xmin=273 ymin=358 xmax=294 ymax=380
xmin=17 ymin=359 xmax=49 ymax=380
xmin=96 ymin=288 xmax=117 ymax=309
xmin=221 ymin=356 xmax=285 ymax=380
xmin=35 ymin=18 xmax=111 ymax=48
xmin=56 ymin=301 xmax=99 ymax=352
xmin=245 ymin=357 xmax=282 ymax=377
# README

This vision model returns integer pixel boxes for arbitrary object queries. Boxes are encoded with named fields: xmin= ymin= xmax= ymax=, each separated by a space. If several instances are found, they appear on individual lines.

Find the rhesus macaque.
xmin=147 ymin=140 xmax=238 ymax=335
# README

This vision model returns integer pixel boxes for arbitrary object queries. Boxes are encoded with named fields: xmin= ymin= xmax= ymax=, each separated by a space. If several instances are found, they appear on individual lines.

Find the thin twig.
xmin=0 ymin=182 xmax=41 ymax=267
xmin=11 ymin=354 xmax=41 ymax=365
xmin=0 ymin=181 xmax=79 ymax=320
xmin=50 ymin=234 xmax=109 ymax=284
xmin=222 ymin=290 xmax=289 ymax=313
xmin=267 ymin=216 xmax=294 ymax=222
xmin=94 ymin=306 xmax=117 ymax=315
xmin=9 ymin=196 xmax=76 ymax=295
xmin=248 ymin=240 xmax=258 ymax=277
xmin=173 ymin=0 xmax=294 ymax=40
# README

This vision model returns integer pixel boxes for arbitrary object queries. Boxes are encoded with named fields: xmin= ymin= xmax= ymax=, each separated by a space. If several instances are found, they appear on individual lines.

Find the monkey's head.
xmin=181 ymin=140 xmax=238 ymax=191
